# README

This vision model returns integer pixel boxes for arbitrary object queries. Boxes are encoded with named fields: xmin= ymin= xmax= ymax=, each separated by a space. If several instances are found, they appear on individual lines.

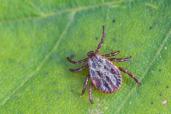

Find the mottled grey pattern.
xmin=88 ymin=54 xmax=122 ymax=93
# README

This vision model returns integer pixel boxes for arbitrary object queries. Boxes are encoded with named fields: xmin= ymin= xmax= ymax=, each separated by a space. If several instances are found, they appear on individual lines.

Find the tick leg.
xmin=69 ymin=65 xmax=87 ymax=72
xmin=95 ymin=25 xmax=106 ymax=53
xmin=67 ymin=57 xmax=88 ymax=64
xmin=118 ymin=67 xmax=141 ymax=86
xmin=110 ymin=56 xmax=131 ymax=62
xmin=81 ymin=76 xmax=89 ymax=95
xmin=103 ymin=51 xmax=120 ymax=57
xmin=89 ymin=83 xmax=94 ymax=104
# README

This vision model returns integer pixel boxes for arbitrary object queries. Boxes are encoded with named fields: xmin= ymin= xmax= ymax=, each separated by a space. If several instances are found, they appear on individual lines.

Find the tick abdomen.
xmin=88 ymin=54 xmax=122 ymax=93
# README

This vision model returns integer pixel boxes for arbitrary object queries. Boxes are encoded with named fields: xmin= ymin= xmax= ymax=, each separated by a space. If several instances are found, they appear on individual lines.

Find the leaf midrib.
xmin=114 ymin=28 xmax=171 ymax=114
xmin=0 ymin=0 xmax=123 ymax=25
xmin=0 ymin=12 xmax=75 ymax=107
xmin=0 ymin=0 xmax=123 ymax=107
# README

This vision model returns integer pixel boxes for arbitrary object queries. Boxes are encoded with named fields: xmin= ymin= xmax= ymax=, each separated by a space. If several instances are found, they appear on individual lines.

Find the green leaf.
xmin=0 ymin=0 xmax=171 ymax=113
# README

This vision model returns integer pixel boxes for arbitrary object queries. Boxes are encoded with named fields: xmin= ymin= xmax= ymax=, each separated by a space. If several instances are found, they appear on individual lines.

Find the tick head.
xmin=87 ymin=51 xmax=95 ymax=58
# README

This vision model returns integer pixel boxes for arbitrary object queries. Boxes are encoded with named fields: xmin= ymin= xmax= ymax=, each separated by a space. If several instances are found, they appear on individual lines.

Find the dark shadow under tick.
xmin=112 ymin=19 xmax=116 ymax=23
xmin=150 ymin=101 xmax=154 ymax=105
xmin=95 ymin=37 xmax=98 ymax=40
xmin=149 ymin=26 xmax=153 ymax=30
xmin=69 ymin=53 xmax=75 ymax=59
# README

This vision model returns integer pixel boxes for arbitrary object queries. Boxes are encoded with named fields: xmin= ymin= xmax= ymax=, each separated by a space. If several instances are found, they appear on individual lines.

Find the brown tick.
xmin=67 ymin=26 xmax=141 ymax=104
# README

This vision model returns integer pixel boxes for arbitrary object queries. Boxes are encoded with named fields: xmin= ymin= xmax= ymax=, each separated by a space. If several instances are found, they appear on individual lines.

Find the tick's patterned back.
xmin=88 ymin=54 xmax=122 ymax=93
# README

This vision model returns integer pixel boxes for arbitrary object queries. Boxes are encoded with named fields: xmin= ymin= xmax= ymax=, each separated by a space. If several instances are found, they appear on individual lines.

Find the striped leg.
xmin=119 ymin=67 xmax=141 ymax=86
xmin=81 ymin=76 xmax=89 ymax=95
xmin=67 ymin=57 xmax=87 ymax=64
xmin=103 ymin=51 xmax=120 ymax=57
xmin=89 ymin=83 xmax=94 ymax=104
xmin=110 ymin=56 xmax=131 ymax=62
xmin=69 ymin=65 xmax=87 ymax=72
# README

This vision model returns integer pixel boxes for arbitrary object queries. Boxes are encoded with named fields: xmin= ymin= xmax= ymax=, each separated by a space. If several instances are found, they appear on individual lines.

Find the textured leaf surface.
xmin=0 ymin=0 xmax=171 ymax=114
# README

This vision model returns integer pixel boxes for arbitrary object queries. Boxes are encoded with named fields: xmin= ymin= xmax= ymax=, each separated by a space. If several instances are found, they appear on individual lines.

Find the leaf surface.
xmin=0 ymin=0 xmax=171 ymax=113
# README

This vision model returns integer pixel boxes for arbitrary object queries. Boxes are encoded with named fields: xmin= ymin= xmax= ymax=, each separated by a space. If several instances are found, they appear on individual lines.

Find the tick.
xmin=67 ymin=26 xmax=141 ymax=104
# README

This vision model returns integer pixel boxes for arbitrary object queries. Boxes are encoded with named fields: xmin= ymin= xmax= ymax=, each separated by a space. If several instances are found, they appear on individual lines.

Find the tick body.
xmin=67 ymin=26 xmax=141 ymax=104
xmin=88 ymin=54 xmax=122 ymax=93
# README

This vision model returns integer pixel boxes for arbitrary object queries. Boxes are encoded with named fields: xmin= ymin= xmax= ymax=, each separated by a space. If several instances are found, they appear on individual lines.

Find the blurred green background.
xmin=0 ymin=0 xmax=170 ymax=114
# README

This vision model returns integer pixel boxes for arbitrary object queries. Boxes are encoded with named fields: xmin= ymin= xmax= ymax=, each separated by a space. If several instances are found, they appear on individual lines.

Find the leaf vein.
xmin=0 ymin=0 xmax=122 ymax=24
xmin=115 ymin=28 xmax=171 ymax=114
xmin=0 ymin=12 xmax=76 ymax=107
